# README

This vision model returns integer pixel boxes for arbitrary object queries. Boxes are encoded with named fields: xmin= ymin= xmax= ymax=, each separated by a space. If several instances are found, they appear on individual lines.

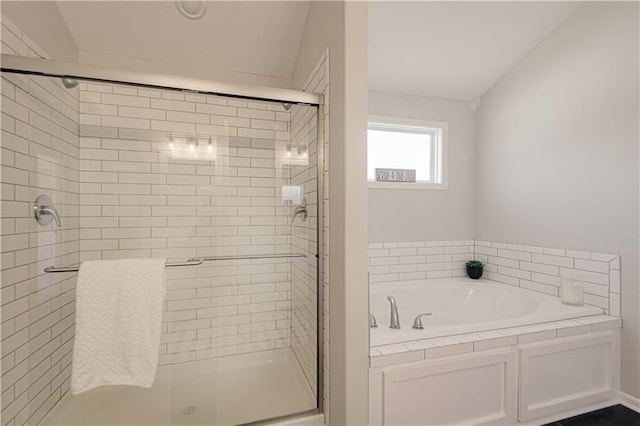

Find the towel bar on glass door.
xmin=189 ymin=253 xmax=309 ymax=262
xmin=43 ymin=259 xmax=204 ymax=273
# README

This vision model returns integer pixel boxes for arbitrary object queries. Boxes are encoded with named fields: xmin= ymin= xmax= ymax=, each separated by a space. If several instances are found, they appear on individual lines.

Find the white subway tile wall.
xmin=368 ymin=240 xmax=474 ymax=283
xmin=290 ymin=101 xmax=319 ymax=398
xmin=75 ymin=80 xmax=324 ymax=366
xmin=368 ymin=240 xmax=620 ymax=316
xmin=476 ymin=240 xmax=620 ymax=316
xmin=1 ymin=17 xmax=80 ymax=425
xmin=298 ymin=48 xmax=330 ymax=420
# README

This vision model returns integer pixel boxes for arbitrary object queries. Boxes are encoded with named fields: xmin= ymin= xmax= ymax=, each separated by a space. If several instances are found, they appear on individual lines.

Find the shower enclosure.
xmin=0 ymin=54 xmax=322 ymax=425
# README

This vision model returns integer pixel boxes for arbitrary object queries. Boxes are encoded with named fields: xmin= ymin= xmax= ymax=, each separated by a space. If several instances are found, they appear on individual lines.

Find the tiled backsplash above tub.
xmin=368 ymin=240 xmax=620 ymax=317
xmin=475 ymin=241 xmax=620 ymax=316
xmin=368 ymin=240 xmax=474 ymax=282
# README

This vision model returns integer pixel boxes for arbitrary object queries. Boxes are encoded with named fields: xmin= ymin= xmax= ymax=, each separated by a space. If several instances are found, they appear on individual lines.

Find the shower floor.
xmin=42 ymin=348 xmax=316 ymax=426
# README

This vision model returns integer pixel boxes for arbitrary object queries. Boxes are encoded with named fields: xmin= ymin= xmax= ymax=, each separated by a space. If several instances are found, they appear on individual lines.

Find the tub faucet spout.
xmin=387 ymin=296 xmax=400 ymax=329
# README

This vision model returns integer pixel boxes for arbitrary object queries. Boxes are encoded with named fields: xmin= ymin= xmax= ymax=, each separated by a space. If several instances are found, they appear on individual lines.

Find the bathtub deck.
xmin=42 ymin=348 xmax=316 ymax=426
xmin=370 ymin=314 xmax=621 ymax=367
xmin=371 ymin=278 xmax=604 ymax=346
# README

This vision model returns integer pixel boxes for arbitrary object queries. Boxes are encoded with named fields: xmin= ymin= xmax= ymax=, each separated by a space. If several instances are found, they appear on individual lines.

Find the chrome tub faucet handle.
xmin=412 ymin=313 xmax=433 ymax=330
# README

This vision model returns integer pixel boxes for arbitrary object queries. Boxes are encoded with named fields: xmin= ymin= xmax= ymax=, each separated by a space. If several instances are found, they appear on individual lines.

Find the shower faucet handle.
xmin=34 ymin=195 xmax=62 ymax=227
xmin=291 ymin=197 xmax=308 ymax=223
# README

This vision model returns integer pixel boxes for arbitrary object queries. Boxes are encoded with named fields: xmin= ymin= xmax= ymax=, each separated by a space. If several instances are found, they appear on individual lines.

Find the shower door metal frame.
xmin=1 ymin=54 xmax=321 ymax=105
xmin=1 ymin=55 xmax=326 ymax=422
xmin=316 ymin=102 xmax=325 ymax=414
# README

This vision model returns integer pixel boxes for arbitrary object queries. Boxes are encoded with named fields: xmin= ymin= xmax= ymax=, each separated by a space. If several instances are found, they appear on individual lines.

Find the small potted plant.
xmin=466 ymin=260 xmax=485 ymax=279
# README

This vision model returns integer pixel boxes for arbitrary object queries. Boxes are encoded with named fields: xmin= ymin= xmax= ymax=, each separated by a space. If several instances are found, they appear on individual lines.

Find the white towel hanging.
xmin=71 ymin=258 xmax=167 ymax=395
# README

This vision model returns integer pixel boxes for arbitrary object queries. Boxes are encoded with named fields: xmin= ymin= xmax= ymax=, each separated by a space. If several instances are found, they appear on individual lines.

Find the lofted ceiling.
xmin=52 ymin=1 xmax=579 ymax=98
xmin=369 ymin=1 xmax=581 ymax=101
xmin=55 ymin=1 xmax=311 ymax=82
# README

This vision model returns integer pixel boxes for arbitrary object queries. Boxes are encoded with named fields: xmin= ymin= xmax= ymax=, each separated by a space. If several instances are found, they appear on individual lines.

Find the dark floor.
xmin=543 ymin=404 xmax=640 ymax=426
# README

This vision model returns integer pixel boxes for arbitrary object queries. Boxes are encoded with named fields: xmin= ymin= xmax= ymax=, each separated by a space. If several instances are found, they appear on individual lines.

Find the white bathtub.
xmin=371 ymin=278 xmax=603 ymax=346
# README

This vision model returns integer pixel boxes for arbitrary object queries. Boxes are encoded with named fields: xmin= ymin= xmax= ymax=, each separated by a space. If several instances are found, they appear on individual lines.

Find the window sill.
xmin=368 ymin=181 xmax=447 ymax=190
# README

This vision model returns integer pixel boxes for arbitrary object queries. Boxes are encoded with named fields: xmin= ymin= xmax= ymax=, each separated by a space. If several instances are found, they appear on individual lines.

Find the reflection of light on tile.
xmin=164 ymin=134 xmax=217 ymax=161
xmin=277 ymin=142 xmax=309 ymax=166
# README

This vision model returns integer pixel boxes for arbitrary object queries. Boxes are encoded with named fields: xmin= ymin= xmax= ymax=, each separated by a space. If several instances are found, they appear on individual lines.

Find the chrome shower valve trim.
xmin=34 ymin=194 xmax=61 ymax=227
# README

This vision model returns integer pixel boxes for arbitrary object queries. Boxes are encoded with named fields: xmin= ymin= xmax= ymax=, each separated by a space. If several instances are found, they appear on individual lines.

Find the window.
xmin=367 ymin=116 xmax=447 ymax=189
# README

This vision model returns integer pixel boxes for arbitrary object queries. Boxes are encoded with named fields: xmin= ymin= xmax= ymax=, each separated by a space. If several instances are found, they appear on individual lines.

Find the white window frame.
xmin=367 ymin=115 xmax=448 ymax=190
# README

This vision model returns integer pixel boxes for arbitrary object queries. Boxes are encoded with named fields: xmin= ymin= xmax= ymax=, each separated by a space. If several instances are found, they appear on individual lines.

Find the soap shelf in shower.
xmin=43 ymin=259 xmax=204 ymax=273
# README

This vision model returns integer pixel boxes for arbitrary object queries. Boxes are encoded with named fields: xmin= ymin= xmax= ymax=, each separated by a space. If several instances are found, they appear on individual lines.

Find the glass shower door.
xmin=156 ymin=96 xmax=320 ymax=425
xmin=1 ymin=65 xmax=320 ymax=425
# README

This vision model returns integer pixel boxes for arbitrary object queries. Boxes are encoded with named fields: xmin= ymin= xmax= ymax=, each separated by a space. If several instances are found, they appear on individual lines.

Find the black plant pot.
xmin=466 ymin=265 xmax=483 ymax=280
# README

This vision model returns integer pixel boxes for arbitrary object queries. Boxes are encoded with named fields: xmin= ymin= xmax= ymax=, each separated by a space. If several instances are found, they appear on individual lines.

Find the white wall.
xmin=292 ymin=1 xmax=370 ymax=424
xmin=0 ymin=2 xmax=291 ymax=88
xmin=368 ymin=91 xmax=475 ymax=242
xmin=76 ymin=51 xmax=292 ymax=90
xmin=475 ymin=2 xmax=639 ymax=399
xmin=1 ymin=1 xmax=78 ymax=61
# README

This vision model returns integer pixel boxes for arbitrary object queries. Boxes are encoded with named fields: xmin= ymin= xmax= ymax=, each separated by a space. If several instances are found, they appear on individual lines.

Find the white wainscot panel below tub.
xmin=369 ymin=328 xmax=621 ymax=425
xmin=518 ymin=330 xmax=619 ymax=422
xmin=377 ymin=349 xmax=517 ymax=426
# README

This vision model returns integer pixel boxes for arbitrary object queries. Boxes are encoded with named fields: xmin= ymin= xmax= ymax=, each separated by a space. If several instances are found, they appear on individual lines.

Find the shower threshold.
xmin=42 ymin=348 xmax=316 ymax=425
